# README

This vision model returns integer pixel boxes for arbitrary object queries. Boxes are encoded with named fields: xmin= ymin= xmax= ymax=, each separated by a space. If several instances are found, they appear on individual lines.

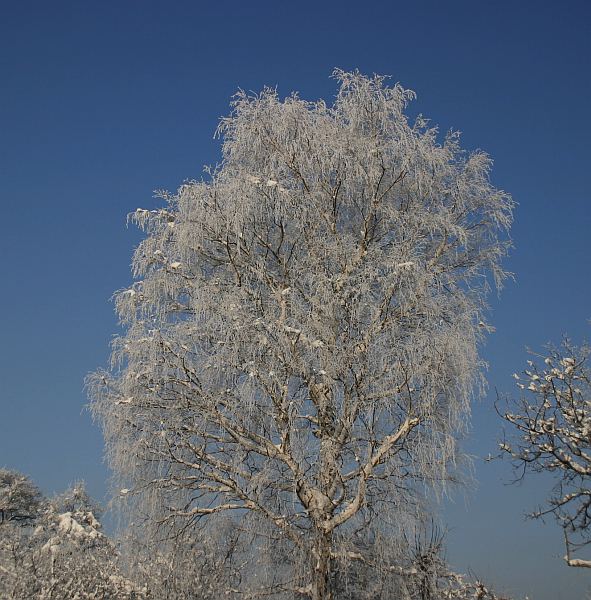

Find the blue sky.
xmin=1 ymin=2 xmax=589 ymax=598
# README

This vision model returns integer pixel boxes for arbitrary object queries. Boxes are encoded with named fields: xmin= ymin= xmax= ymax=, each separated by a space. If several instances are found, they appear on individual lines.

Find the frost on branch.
xmin=500 ymin=337 xmax=591 ymax=568
xmin=90 ymin=69 xmax=513 ymax=599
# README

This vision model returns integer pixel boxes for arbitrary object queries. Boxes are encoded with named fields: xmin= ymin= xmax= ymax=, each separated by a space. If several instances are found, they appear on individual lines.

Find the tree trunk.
xmin=311 ymin=529 xmax=332 ymax=600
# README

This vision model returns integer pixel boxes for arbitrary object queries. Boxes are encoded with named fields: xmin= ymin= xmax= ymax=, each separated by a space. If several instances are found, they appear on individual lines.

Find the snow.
xmin=283 ymin=326 xmax=301 ymax=334
xmin=58 ymin=513 xmax=83 ymax=534
xmin=395 ymin=261 xmax=414 ymax=270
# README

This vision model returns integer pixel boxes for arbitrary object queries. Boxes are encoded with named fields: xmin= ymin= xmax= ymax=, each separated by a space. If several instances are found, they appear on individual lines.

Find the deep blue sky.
xmin=1 ymin=2 xmax=589 ymax=598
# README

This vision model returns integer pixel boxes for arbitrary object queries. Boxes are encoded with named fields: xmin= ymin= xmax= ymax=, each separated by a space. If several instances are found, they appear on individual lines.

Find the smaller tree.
xmin=0 ymin=472 xmax=145 ymax=599
xmin=0 ymin=468 xmax=42 ymax=525
xmin=499 ymin=338 xmax=591 ymax=567
xmin=401 ymin=524 xmax=514 ymax=600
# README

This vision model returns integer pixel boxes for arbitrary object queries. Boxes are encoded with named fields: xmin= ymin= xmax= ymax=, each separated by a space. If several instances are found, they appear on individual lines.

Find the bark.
xmin=311 ymin=529 xmax=333 ymax=600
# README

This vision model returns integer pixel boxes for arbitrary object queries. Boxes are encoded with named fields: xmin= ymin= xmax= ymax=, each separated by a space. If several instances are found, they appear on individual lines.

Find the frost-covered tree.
xmin=0 ymin=468 xmax=42 ymax=525
xmin=0 ymin=474 xmax=144 ymax=599
xmin=90 ymin=70 xmax=513 ymax=599
xmin=500 ymin=338 xmax=591 ymax=568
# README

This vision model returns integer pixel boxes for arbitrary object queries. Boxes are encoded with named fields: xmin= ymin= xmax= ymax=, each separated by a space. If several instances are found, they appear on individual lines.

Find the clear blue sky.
xmin=1 ymin=2 xmax=589 ymax=598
